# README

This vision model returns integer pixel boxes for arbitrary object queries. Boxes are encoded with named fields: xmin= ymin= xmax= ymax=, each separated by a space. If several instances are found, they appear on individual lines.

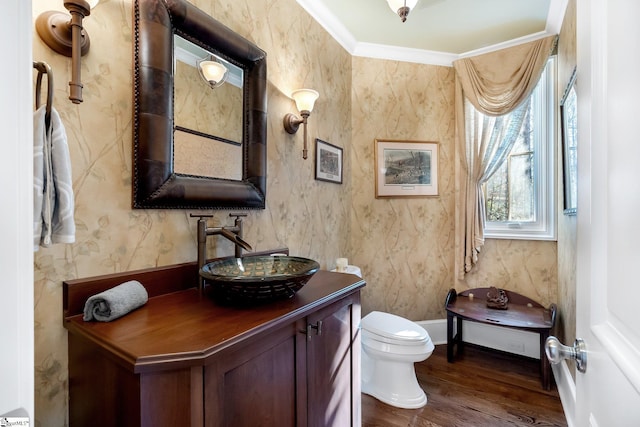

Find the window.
xmin=483 ymin=57 xmax=556 ymax=240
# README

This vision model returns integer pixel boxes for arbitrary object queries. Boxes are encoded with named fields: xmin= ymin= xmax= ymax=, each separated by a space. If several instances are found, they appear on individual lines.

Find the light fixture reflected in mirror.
xmin=198 ymin=57 xmax=228 ymax=89
xmin=387 ymin=0 xmax=418 ymax=22
xmin=35 ymin=0 xmax=100 ymax=103
xmin=283 ymin=89 xmax=319 ymax=160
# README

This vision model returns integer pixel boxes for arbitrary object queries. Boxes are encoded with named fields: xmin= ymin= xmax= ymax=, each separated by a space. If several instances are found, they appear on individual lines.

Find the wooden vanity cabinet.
xmin=205 ymin=294 xmax=360 ymax=427
xmin=64 ymin=267 xmax=363 ymax=427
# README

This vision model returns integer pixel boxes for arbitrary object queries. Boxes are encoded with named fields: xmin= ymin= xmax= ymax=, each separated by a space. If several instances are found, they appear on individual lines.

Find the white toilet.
xmin=360 ymin=310 xmax=434 ymax=409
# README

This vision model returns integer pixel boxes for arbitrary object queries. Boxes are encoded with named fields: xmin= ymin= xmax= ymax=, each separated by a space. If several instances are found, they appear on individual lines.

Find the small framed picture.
xmin=315 ymin=139 xmax=343 ymax=184
xmin=375 ymin=139 xmax=439 ymax=198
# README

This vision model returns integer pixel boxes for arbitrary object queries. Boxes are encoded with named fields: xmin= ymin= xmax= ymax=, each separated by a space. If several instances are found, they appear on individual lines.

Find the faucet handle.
xmin=190 ymin=213 xmax=213 ymax=220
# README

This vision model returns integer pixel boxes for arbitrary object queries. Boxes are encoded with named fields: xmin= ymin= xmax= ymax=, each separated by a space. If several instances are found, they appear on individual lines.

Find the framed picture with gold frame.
xmin=374 ymin=139 xmax=439 ymax=198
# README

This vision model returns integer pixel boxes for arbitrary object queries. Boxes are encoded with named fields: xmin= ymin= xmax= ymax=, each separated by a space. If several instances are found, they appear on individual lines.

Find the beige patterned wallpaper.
xmin=32 ymin=0 xmax=568 ymax=424
xmin=556 ymin=0 xmax=577 ymax=376
xmin=349 ymin=57 xmax=457 ymax=320
xmin=349 ymin=58 xmax=558 ymax=322
xmin=32 ymin=0 xmax=351 ymax=424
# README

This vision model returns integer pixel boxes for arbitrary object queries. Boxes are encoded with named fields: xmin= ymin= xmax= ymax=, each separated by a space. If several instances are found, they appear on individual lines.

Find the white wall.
xmin=0 ymin=0 xmax=34 ymax=419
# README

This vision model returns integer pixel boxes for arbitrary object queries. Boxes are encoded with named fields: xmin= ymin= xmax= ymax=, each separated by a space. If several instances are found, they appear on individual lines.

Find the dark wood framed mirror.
xmin=133 ymin=0 xmax=267 ymax=209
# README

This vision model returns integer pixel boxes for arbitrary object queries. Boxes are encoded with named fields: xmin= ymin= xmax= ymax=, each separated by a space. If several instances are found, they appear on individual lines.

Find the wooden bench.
xmin=444 ymin=287 xmax=557 ymax=390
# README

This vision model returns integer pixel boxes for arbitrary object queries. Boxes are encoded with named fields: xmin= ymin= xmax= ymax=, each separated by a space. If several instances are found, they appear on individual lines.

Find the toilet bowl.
xmin=361 ymin=311 xmax=434 ymax=409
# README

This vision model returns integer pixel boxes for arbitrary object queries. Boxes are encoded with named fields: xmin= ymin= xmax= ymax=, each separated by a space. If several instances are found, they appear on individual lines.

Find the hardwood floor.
xmin=362 ymin=344 xmax=567 ymax=427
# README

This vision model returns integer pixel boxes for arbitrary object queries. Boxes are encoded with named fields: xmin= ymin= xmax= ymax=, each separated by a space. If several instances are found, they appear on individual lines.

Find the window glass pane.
xmin=484 ymin=102 xmax=534 ymax=222
xmin=482 ymin=56 xmax=556 ymax=240
xmin=485 ymin=161 xmax=508 ymax=221
xmin=508 ymin=152 xmax=534 ymax=221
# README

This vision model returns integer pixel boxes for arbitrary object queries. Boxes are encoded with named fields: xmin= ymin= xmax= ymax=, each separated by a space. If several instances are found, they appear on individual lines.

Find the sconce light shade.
xmin=291 ymin=89 xmax=319 ymax=113
xmin=386 ymin=0 xmax=418 ymax=22
xmin=198 ymin=59 xmax=228 ymax=89
xmin=283 ymin=88 xmax=320 ymax=160
xmin=35 ymin=0 xmax=99 ymax=103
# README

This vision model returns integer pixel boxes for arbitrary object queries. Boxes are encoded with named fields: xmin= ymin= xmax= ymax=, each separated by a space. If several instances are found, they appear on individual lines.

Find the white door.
xmin=0 ymin=0 xmax=34 ymax=418
xmin=573 ymin=0 xmax=640 ymax=425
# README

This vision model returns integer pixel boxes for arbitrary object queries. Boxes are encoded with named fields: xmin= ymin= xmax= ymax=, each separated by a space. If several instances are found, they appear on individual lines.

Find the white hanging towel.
xmin=33 ymin=106 xmax=75 ymax=251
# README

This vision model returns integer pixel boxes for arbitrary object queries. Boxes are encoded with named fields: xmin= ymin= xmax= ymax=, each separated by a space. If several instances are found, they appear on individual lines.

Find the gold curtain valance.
xmin=453 ymin=35 xmax=557 ymax=116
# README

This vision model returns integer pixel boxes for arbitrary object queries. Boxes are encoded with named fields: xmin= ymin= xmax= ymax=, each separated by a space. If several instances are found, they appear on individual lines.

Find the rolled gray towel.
xmin=83 ymin=280 xmax=149 ymax=322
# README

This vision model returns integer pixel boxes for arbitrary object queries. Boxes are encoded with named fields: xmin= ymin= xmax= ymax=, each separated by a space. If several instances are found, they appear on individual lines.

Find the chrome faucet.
xmin=191 ymin=213 xmax=253 ymax=289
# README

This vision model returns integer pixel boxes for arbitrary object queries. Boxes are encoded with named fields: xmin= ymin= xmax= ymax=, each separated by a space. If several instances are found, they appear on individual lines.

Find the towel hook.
xmin=33 ymin=61 xmax=54 ymax=130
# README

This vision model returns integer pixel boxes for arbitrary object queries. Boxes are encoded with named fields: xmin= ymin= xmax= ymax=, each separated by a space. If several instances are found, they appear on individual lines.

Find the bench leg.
xmin=456 ymin=316 xmax=464 ymax=355
xmin=540 ymin=332 xmax=551 ymax=390
xmin=447 ymin=313 xmax=464 ymax=362
xmin=447 ymin=313 xmax=454 ymax=362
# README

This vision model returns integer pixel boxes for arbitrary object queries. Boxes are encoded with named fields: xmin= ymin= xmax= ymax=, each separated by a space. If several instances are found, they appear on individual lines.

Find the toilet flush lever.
xmin=303 ymin=321 xmax=323 ymax=341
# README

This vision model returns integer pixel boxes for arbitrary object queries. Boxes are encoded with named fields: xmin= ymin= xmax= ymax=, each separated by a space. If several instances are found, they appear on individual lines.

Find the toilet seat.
xmin=361 ymin=311 xmax=430 ymax=345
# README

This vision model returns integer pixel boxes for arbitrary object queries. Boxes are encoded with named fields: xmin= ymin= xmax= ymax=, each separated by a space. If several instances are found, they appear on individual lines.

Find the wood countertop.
xmin=64 ymin=268 xmax=365 ymax=373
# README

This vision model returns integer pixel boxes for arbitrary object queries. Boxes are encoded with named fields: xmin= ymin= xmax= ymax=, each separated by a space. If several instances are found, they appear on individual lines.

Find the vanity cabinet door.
xmin=202 ymin=292 xmax=361 ymax=427
xmin=204 ymin=321 xmax=305 ymax=427
xmin=305 ymin=293 xmax=361 ymax=427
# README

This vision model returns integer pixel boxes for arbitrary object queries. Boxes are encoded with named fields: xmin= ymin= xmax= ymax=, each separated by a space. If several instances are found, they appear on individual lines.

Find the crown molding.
xmin=297 ymin=0 xmax=568 ymax=67
xmin=546 ymin=0 xmax=569 ymax=34
xmin=457 ymin=31 xmax=555 ymax=59
xmin=352 ymin=43 xmax=457 ymax=66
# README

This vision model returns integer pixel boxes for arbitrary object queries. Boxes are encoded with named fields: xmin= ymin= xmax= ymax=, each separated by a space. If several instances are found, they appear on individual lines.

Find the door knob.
xmin=545 ymin=336 xmax=587 ymax=373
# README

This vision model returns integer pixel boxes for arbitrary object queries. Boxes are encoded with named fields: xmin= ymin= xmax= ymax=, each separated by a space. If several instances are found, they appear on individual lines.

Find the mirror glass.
xmin=133 ymin=0 xmax=267 ymax=209
xmin=173 ymin=35 xmax=243 ymax=180
xmin=561 ymin=68 xmax=577 ymax=215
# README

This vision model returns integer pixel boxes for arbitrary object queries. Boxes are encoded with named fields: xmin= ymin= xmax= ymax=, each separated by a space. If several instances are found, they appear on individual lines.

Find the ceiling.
xmin=296 ymin=0 xmax=567 ymax=66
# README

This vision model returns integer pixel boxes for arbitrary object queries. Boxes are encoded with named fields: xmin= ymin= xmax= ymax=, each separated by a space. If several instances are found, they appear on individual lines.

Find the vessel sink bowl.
xmin=200 ymin=255 xmax=320 ymax=304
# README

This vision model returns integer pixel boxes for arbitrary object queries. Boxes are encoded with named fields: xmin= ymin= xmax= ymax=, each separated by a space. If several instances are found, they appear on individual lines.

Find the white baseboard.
xmin=416 ymin=318 xmax=539 ymax=358
xmin=416 ymin=319 xmax=449 ymax=345
xmin=552 ymin=360 xmax=576 ymax=427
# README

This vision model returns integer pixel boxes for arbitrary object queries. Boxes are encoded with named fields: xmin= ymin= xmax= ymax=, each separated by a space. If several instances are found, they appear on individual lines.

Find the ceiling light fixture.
xmin=283 ymin=89 xmax=319 ymax=160
xmin=387 ymin=0 xmax=418 ymax=23
xmin=35 ymin=0 xmax=100 ymax=104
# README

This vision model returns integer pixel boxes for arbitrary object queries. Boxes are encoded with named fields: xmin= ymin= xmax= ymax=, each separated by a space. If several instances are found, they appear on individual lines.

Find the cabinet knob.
xmin=302 ymin=320 xmax=323 ymax=341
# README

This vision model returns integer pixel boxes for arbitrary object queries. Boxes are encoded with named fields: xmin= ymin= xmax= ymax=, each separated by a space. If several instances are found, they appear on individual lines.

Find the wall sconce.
xmin=198 ymin=57 xmax=228 ymax=89
xmin=35 ymin=0 xmax=99 ymax=104
xmin=387 ymin=0 xmax=418 ymax=22
xmin=283 ymin=89 xmax=319 ymax=160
